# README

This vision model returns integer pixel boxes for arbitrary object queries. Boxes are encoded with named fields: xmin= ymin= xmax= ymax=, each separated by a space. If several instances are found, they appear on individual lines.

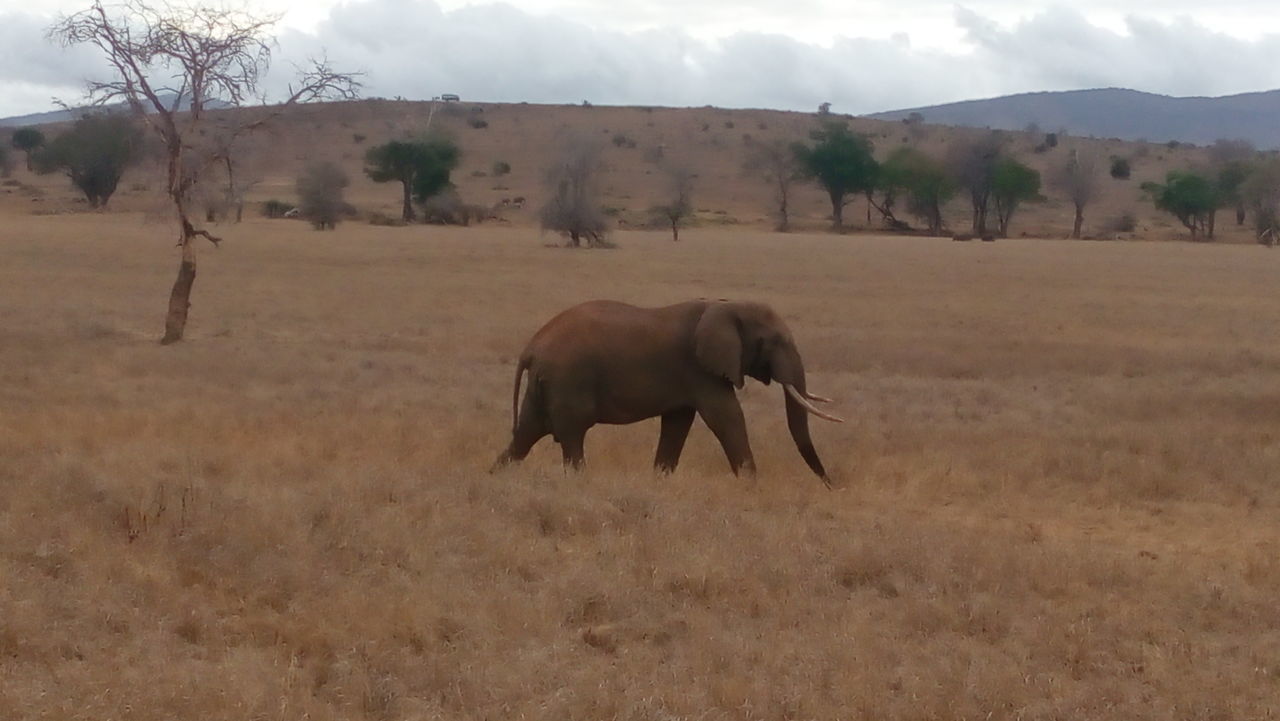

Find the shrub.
xmin=261 ymin=199 xmax=293 ymax=218
xmin=296 ymin=161 xmax=350 ymax=230
xmin=467 ymin=117 xmax=488 ymax=129
xmin=611 ymin=133 xmax=631 ymax=148
xmin=33 ymin=113 xmax=143 ymax=208
xmin=420 ymin=190 xmax=487 ymax=226
xmin=352 ymin=133 xmax=366 ymax=143
xmin=492 ymin=160 xmax=511 ymax=176
xmin=1110 ymin=157 xmax=1131 ymax=179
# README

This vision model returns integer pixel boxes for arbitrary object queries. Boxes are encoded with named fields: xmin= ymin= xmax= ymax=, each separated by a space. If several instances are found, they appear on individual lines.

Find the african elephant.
xmin=491 ymin=299 xmax=843 ymax=485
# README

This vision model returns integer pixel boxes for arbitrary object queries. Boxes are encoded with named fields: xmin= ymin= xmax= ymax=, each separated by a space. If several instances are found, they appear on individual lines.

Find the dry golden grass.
xmin=2 ymin=212 xmax=1280 ymax=720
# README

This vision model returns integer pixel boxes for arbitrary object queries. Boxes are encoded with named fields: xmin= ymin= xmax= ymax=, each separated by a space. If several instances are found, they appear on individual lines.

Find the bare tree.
xmin=947 ymin=131 xmax=1005 ymax=236
xmin=49 ymin=1 xmax=359 ymax=344
xmin=743 ymin=138 xmax=801 ymax=231
xmin=296 ymin=161 xmax=349 ymax=230
xmin=1053 ymin=149 xmax=1101 ymax=239
xmin=651 ymin=164 xmax=694 ymax=241
xmin=539 ymin=134 xmax=609 ymax=248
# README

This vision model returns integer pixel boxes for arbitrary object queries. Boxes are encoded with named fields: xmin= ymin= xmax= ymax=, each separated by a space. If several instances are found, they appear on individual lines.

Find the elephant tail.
xmin=511 ymin=355 xmax=531 ymax=435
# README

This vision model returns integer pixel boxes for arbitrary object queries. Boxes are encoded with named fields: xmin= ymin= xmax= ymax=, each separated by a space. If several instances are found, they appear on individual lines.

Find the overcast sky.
xmin=3 ymin=0 xmax=1280 ymax=118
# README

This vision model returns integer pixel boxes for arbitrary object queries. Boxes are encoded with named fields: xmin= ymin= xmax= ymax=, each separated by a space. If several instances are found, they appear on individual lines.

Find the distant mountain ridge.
xmin=0 ymin=93 xmax=232 ymax=127
xmin=867 ymin=88 xmax=1280 ymax=148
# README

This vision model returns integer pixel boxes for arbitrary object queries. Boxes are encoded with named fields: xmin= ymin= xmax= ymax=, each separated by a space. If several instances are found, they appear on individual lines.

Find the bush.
xmin=611 ymin=133 xmax=631 ymax=148
xmin=352 ymin=133 xmax=366 ymax=143
xmin=1106 ymin=212 xmax=1137 ymax=234
xmin=420 ymin=190 xmax=487 ymax=226
xmin=1110 ymin=157 xmax=1131 ymax=180
xmin=492 ymin=160 xmax=511 ymax=176
xmin=467 ymin=117 xmax=489 ymax=129
xmin=33 ymin=113 xmax=142 ymax=208
xmin=296 ymin=161 xmax=350 ymax=230
xmin=261 ymin=199 xmax=293 ymax=218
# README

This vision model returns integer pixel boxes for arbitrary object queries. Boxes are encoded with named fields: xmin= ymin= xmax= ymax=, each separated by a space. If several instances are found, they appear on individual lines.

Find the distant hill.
xmin=0 ymin=94 xmax=231 ymax=127
xmin=868 ymin=88 xmax=1280 ymax=148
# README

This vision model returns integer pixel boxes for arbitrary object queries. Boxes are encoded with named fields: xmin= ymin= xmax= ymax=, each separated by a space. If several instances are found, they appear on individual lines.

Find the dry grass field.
xmin=3 ymin=211 xmax=1280 ymax=720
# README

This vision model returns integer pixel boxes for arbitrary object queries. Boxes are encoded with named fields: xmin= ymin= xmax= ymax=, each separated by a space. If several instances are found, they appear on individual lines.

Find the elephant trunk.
xmin=771 ymin=346 xmax=836 ymax=485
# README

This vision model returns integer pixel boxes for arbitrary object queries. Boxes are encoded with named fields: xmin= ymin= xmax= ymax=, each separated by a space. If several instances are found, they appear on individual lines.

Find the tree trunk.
xmin=1072 ymin=204 xmax=1084 ymax=239
xmin=1208 ymin=210 xmax=1217 ymax=240
xmin=777 ymin=187 xmax=789 ymax=231
xmin=671 ymin=219 xmax=679 ymax=241
xmin=161 ymin=240 xmax=197 ymax=345
xmin=830 ymin=191 xmax=844 ymax=230
xmin=401 ymin=180 xmax=415 ymax=222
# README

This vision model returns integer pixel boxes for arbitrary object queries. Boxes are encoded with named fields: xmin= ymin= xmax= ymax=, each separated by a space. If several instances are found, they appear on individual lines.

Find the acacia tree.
xmin=948 ymin=132 xmax=1005 ymax=235
xmin=793 ymin=121 xmax=878 ymax=230
xmin=743 ymin=138 xmax=802 ymax=231
xmin=651 ymin=164 xmax=694 ymax=241
xmin=1243 ymin=158 xmax=1280 ymax=244
xmin=33 ymin=112 xmax=142 ymax=207
xmin=1209 ymin=139 xmax=1255 ymax=226
xmin=364 ymin=137 xmax=459 ymax=222
xmin=1144 ymin=171 xmax=1220 ymax=240
xmin=11 ymin=127 xmax=46 ymax=171
xmin=50 ymin=1 xmax=359 ymax=344
xmin=991 ymin=157 xmax=1040 ymax=237
xmin=540 ymin=135 xmax=609 ymax=248
xmin=883 ymin=147 xmax=954 ymax=236
xmin=297 ymin=161 xmax=348 ymax=230
xmin=1053 ymin=149 xmax=1101 ymax=238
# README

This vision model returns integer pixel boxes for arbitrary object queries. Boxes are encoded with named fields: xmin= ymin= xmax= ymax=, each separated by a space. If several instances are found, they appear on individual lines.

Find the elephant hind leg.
xmin=654 ymin=407 xmax=696 ymax=473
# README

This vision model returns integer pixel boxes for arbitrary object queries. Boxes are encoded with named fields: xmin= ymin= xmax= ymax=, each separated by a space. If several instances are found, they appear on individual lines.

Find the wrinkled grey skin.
xmin=491 ymin=299 xmax=839 ymax=484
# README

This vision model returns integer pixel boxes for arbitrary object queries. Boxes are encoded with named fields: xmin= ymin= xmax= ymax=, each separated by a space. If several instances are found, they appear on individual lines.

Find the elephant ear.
xmin=695 ymin=303 xmax=744 ymax=388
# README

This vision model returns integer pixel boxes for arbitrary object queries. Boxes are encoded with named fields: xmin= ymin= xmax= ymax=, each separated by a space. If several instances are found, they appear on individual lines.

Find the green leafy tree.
xmin=1144 ymin=171 xmax=1220 ymax=240
xmin=0 ymin=144 xmax=10 ymax=178
xmin=991 ymin=157 xmax=1041 ymax=237
xmin=11 ymin=127 xmax=46 ymax=171
xmin=881 ymin=147 xmax=955 ymax=236
xmin=34 ymin=113 xmax=142 ymax=208
xmin=365 ymin=137 xmax=460 ymax=222
xmin=792 ymin=121 xmax=878 ymax=230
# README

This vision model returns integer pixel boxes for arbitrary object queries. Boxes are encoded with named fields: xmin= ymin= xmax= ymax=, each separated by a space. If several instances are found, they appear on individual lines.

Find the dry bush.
xmin=2 ymin=216 xmax=1279 ymax=720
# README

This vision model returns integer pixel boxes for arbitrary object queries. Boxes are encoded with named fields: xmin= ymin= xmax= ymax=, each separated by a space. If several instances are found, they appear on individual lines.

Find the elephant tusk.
xmin=785 ymin=385 xmax=845 ymax=423
xmin=804 ymin=391 xmax=834 ymax=404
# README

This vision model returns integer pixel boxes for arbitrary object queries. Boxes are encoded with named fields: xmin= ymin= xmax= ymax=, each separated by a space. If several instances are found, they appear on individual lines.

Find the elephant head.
xmin=694 ymin=301 xmax=843 ymax=482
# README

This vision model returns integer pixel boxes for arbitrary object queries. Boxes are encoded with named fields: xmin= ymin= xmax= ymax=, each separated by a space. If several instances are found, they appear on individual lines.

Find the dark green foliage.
xmin=880 ymin=147 xmax=956 ymax=235
xmin=33 ymin=113 xmax=142 ymax=208
xmin=1145 ymin=171 xmax=1220 ymax=240
xmin=296 ymin=161 xmax=349 ymax=230
xmin=11 ymin=127 xmax=45 ymax=170
xmin=261 ymin=199 xmax=293 ymax=218
xmin=792 ymin=121 xmax=878 ymax=229
xmin=365 ymin=137 xmax=460 ymax=222
xmin=1110 ymin=156 xmax=1131 ymax=179
xmin=991 ymin=158 xmax=1041 ymax=237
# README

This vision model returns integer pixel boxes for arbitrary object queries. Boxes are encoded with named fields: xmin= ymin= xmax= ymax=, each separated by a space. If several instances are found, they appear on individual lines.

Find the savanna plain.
xmin=2 ymin=213 xmax=1279 ymax=720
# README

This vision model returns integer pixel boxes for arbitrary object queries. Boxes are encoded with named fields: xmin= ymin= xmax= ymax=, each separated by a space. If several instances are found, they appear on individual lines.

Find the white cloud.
xmin=4 ymin=1 xmax=1280 ymax=119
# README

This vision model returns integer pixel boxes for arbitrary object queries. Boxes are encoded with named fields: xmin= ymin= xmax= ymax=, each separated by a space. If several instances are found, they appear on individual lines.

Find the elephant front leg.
xmin=654 ymin=407 xmax=696 ymax=473
xmin=696 ymin=394 xmax=756 ymax=477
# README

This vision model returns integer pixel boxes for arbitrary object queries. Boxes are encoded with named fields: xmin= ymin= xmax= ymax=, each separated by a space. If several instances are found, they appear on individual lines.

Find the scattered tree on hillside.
xmin=11 ymin=127 xmax=46 ymax=170
xmin=1053 ymin=149 xmax=1101 ymax=238
xmin=883 ymin=147 xmax=955 ymax=236
xmin=1143 ymin=171 xmax=1220 ymax=241
xmin=540 ymin=134 xmax=609 ymax=248
xmin=948 ymin=132 xmax=1006 ymax=236
xmin=296 ymin=161 xmax=349 ymax=230
xmin=1110 ymin=156 xmax=1131 ymax=180
xmin=50 ymin=0 xmax=359 ymax=344
xmin=743 ymin=138 xmax=802 ymax=231
xmin=33 ymin=113 xmax=142 ymax=208
xmin=1208 ymin=139 xmax=1257 ymax=228
xmin=364 ymin=136 xmax=460 ymax=222
xmin=651 ymin=164 xmax=694 ymax=241
xmin=1242 ymin=158 xmax=1280 ymax=244
xmin=792 ymin=121 xmax=878 ymax=230
xmin=0 ymin=143 xmax=11 ymax=178
xmin=991 ymin=157 xmax=1041 ymax=237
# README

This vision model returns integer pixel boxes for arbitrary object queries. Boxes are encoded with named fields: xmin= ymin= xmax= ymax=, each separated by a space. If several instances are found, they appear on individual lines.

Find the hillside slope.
xmin=868 ymin=88 xmax=1280 ymax=148
xmin=1 ymin=99 xmax=1248 ymax=242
